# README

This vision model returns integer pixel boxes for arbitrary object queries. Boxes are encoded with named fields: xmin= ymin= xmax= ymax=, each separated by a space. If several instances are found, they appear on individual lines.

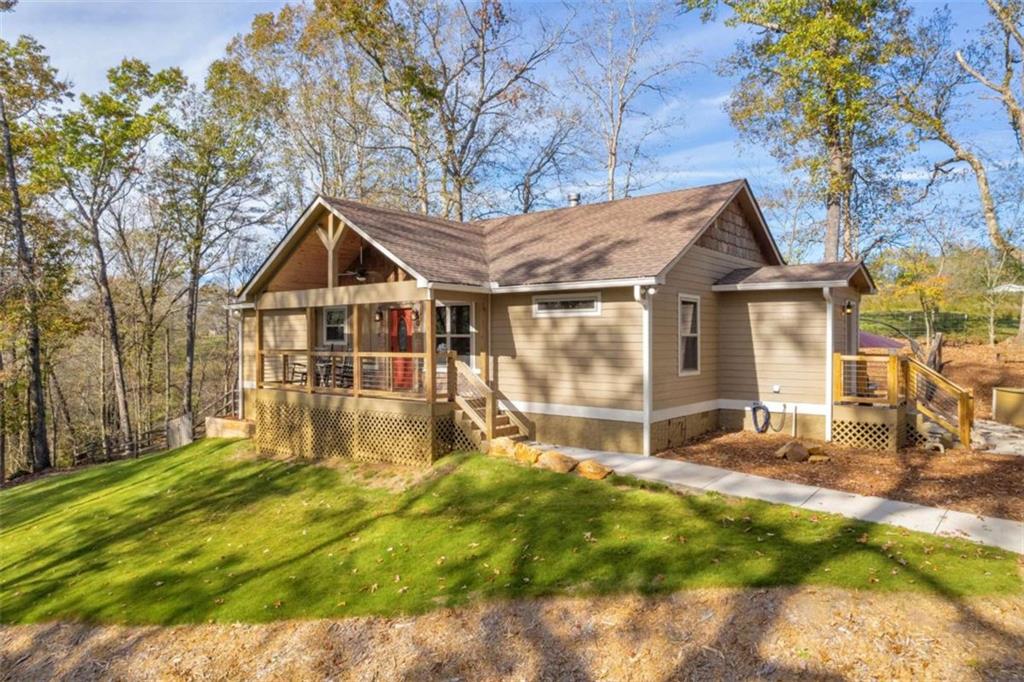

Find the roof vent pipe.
xmin=567 ymin=193 xmax=581 ymax=207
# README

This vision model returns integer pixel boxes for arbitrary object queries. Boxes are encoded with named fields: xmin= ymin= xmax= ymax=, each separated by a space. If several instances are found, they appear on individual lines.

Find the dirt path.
xmin=3 ymin=588 xmax=1022 ymax=681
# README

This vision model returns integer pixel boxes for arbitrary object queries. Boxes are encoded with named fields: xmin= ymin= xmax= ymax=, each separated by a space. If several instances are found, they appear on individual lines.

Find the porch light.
xmin=843 ymin=300 xmax=855 ymax=315
xmin=411 ymin=308 xmax=420 ymax=324
xmin=374 ymin=307 xmax=384 ymax=323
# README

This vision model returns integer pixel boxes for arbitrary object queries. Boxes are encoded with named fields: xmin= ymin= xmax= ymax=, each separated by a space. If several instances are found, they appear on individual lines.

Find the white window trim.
xmin=436 ymin=301 xmax=476 ymax=370
xmin=532 ymin=292 xmax=602 ymax=318
xmin=322 ymin=305 xmax=349 ymax=346
xmin=678 ymin=294 xmax=700 ymax=377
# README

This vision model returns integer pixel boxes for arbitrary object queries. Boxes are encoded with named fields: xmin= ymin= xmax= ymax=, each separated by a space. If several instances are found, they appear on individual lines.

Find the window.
xmin=678 ymin=295 xmax=700 ymax=375
xmin=323 ymin=306 xmax=348 ymax=345
xmin=435 ymin=302 xmax=473 ymax=365
xmin=532 ymin=293 xmax=602 ymax=318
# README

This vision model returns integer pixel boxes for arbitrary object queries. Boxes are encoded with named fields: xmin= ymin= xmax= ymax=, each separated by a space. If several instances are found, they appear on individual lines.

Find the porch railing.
xmin=258 ymin=349 xmax=429 ymax=400
xmin=833 ymin=353 xmax=974 ymax=445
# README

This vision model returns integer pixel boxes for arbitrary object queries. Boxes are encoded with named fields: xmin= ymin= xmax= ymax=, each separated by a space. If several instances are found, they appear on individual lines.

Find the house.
xmin=229 ymin=179 xmax=879 ymax=465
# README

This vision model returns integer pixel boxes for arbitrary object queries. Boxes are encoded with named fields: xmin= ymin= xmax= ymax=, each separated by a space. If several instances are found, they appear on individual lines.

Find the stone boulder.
xmin=808 ymin=454 xmax=831 ymax=463
xmin=537 ymin=450 xmax=578 ymax=473
xmin=807 ymin=444 xmax=826 ymax=457
xmin=577 ymin=458 xmax=613 ymax=480
xmin=775 ymin=440 xmax=810 ymax=462
xmin=489 ymin=436 xmax=516 ymax=458
xmin=514 ymin=442 xmax=543 ymax=465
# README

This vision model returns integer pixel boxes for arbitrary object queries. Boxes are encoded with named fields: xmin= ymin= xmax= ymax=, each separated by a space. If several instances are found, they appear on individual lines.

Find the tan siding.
xmin=652 ymin=245 xmax=763 ymax=410
xmin=717 ymin=290 xmax=827 ymax=405
xmin=263 ymin=310 xmax=308 ymax=350
xmin=492 ymin=288 xmax=643 ymax=410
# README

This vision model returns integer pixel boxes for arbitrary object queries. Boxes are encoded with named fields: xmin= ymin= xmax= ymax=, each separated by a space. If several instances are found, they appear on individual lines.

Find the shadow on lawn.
xmin=3 ymin=449 xmax=1022 ymax=680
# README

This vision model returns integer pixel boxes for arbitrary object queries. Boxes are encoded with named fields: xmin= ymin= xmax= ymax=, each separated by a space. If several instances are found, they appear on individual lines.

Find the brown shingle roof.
xmin=714 ymin=262 xmax=874 ymax=290
xmin=324 ymin=180 xmax=772 ymax=287
xmin=321 ymin=197 xmax=490 ymax=286
xmin=478 ymin=180 xmax=757 ymax=285
xmin=242 ymin=179 xmax=784 ymax=296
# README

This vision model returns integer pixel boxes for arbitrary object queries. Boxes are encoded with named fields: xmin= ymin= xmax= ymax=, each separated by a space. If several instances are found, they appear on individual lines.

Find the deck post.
xmin=447 ymin=351 xmax=457 ymax=401
xmin=424 ymin=298 xmax=437 ymax=457
xmin=352 ymin=304 xmax=361 ymax=397
xmin=959 ymin=391 xmax=972 ymax=447
xmin=887 ymin=353 xmax=900 ymax=406
xmin=306 ymin=306 xmax=315 ymax=392
xmin=832 ymin=353 xmax=843 ymax=403
xmin=256 ymin=308 xmax=264 ymax=388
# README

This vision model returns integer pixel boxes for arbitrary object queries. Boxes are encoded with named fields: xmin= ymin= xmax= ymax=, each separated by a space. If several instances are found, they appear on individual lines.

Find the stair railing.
xmin=904 ymin=357 xmax=974 ymax=446
xmin=448 ymin=353 xmax=496 ymax=440
xmin=833 ymin=352 xmax=974 ymax=445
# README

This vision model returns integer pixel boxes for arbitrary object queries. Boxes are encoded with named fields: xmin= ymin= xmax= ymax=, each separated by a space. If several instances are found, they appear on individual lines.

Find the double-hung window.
xmin=435 ymin=303 xmax=473 ymax=365
xmin=678 ymin=295 xmax=700 ymax=375
xmin=323 ymin=306 xmax=348 ymax=346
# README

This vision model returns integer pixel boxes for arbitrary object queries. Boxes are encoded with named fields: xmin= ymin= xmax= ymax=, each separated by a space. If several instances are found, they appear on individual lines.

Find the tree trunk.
xmin=182 ymin=266 xmax=200 ymax=417
xmin=1017 ymin=292 xmax=1024 ymax=345
xmin=824 ymin=140 xmax=842 ymax=262
xmin=164 ymin=325 xmax=171 ymax=435
xmin=0 ymin=350 xmax=6 ymax=486
xmin=86 ymin=221 xmax=135 ymax=455
xmin=0 ymin=95 xmax=50 ymax=472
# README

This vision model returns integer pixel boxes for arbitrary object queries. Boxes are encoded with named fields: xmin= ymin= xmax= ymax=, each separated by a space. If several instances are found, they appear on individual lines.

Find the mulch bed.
xmin=661 ymin=430 xmax=1024 ymax=521
xmin=942 ymin=343 xmax=1024 ymax=420
xmin=3 ymin=589 xmax=1022 ymax=680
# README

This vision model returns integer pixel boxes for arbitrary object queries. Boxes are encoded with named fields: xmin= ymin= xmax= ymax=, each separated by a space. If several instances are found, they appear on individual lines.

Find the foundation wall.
xmin=719 ymin=408 xmax=827 ymax=441
xmin=524 ymin=412 xmax=644 ymax=454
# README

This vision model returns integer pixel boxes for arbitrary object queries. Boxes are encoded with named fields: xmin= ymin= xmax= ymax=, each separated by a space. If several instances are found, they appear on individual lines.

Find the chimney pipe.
xmin=567 ymin=192 xmax=581 ymax=207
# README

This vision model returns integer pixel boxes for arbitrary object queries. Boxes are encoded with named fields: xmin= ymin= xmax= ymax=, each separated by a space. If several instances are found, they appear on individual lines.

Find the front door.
xmin=388 ymin=307 xmax=415 ymax=390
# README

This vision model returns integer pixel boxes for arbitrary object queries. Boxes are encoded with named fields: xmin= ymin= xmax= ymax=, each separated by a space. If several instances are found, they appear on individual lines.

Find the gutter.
xmin=823 ymin=287 xmax=834 ymax=441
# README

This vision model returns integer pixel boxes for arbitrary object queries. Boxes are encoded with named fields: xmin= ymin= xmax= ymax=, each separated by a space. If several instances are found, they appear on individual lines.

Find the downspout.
xmin=634 ymin=284 xmax=655 ymax=456
xmin=236 ymin=311 xmax=244 ymax=420
xmin=823 ymin=287 xmax=834 ymax=441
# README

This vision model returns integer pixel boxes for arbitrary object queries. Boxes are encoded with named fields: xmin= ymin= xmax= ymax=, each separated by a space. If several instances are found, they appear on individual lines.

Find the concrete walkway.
xmin=539 ymin=444 xmax=1024 ymax=554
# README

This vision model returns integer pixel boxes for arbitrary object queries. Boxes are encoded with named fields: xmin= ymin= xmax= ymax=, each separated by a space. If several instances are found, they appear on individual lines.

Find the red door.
xmin=388 ymin=307 xmax=415 ymax=390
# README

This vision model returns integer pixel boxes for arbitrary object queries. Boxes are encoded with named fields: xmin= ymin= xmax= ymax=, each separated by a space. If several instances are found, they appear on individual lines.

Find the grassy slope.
xmin=0 ymin=439 xmax=1019 ymax=625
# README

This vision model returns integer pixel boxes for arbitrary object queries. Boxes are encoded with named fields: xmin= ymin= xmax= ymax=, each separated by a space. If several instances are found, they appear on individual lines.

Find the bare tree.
xmin=894 ymin=3 xmax=1023 ymax=265
xmin=566 ymin=0 xmax=693 ymax=200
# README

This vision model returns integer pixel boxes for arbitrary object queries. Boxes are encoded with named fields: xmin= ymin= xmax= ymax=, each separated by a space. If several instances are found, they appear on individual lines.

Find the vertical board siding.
xmin=652 ymin=245 xmax=765 ymax=410
xmin=718 ymin=290 xmax=827 ymax=404
xmin=243 ymin=312 xmax=257 ymax=384
xmin=491 ymin=288 xmax=643 ymax=410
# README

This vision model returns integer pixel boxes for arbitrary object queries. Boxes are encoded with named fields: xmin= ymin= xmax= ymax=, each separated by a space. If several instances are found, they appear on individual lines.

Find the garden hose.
xmin=751 ymin=403 xmax=787 ymax=433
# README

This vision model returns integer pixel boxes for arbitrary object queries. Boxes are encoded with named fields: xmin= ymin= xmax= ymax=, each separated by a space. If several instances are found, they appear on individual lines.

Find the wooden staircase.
xmin=446 ymin=354 xmax=530 ymax=450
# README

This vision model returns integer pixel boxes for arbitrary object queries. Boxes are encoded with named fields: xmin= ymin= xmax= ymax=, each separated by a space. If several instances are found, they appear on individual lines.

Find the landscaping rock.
xmin=775 ymin=440 xmax=810 ymax=462
xmin=807 ymin=444 xmax=826 ymax=457
xmin=537 ymin=451 xmax=578 ymax=473
xmin=808 ymin=454 xmax=831 ymax=463
xmin=489 ymin=437 xmax=516 ymax=458
xmin=513 ymin=442 xmax=543 ymax=465
xmin=577 ymin=459 xmax=613 ymax=480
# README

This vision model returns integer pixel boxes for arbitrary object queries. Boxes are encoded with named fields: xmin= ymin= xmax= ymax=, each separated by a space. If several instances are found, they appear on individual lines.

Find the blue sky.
xmin=2 ymin=0 xmax=1010 ymax=244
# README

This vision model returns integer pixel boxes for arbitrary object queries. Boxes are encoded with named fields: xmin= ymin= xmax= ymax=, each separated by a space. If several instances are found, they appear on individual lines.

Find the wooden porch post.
xmin=352 ymin=303 xmax=361 ymax=397
xmin=256 ymin=308 xmax=264 ymax=388
xmin=446 ymin=351 xmax=457 ymax=401
xmin=424 ymin=298 xmax=436 ymax=402
xmin=832 ymin=353 xmax=843 ymax=402
xmin=306 ymin=306 xmax=315 ymax=393
xmin=887 ymin=353 xmax=900 ymax=406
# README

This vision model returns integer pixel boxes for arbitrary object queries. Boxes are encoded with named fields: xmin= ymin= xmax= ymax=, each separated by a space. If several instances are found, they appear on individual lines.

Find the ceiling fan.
xmin=338 ymin=244 xmax=374 ymax=282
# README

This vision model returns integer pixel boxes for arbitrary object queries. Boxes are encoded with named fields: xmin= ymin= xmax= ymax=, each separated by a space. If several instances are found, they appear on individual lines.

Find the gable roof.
xmin=238 ymin=179 xmax=785 ymax=298
xmin=479 ymin=179 xmax=781 ymax=286
xmin=711 ymin=262 xmax=877 ymax=293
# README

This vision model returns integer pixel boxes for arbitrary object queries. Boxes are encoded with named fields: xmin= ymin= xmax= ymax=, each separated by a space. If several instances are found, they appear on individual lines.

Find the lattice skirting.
xmin=832 ymin=419 xmax=898 ymax=451
xmin=253 ymin=400 xmax=461 ymax=466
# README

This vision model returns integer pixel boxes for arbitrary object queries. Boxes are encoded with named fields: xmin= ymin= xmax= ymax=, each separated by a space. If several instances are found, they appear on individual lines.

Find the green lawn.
xmin=1 ymin=439 xmax=1019 ymax=624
